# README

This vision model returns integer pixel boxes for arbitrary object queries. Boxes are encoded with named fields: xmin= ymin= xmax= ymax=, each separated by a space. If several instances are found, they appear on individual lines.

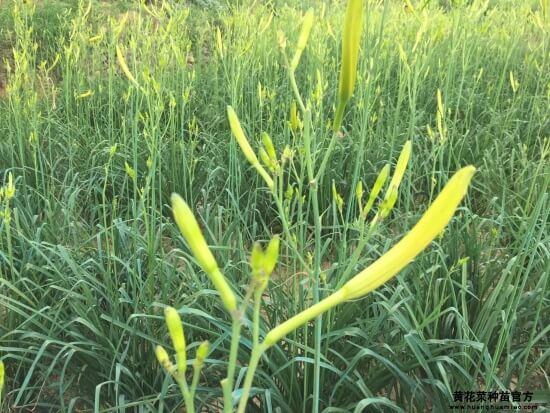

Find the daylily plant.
xmin=155 ymin=1 xmax=476 ymax=412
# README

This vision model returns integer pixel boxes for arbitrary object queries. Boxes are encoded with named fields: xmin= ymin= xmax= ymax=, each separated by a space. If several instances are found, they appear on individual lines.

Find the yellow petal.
xmin=343 ymin=166 xmax=475 ymax=299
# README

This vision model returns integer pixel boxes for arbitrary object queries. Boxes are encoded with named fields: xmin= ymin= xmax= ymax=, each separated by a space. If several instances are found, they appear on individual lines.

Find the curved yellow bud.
xmin=165 ymin=307 xmax=186 ymax=374
xmin=343 ymin=166 xmax=475 ymax=299
xmin=261 ymin=132 xmax=277 ymax=161
xmin=115 ymin=45 xmax=139 ymax=87
xmin=338 ymin=0 xmax=364 ymax=105
xmin=362 ymin=163 xmax=390 ymax=218
xmin=290 ymin=8 xmax=315 ymax=71
xmin=227 ymin=106 xmax=258 ymax=165
xmin=227 ymin=106 xmax=274 ymax=189
xmin=263 ymin=166 xmax=475 ymax=348
xmin=171 ymin=193 xmax=237 ymax=312
xmin=386 ymin=140 xmax=412 ymax=194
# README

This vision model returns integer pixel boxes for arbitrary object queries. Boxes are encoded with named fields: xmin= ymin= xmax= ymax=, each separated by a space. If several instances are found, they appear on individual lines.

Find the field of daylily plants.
xmin=0 ymin=0 xmax=549 ymax=411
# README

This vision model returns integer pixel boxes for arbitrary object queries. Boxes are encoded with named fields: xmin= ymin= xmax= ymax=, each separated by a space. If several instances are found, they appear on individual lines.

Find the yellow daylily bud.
xmin=77 ymin=90 xmax=93 ymax=99
xmin=362 ymin=163 xmax=390 ymax=218
xmin=124 ymin=162 xmax=136 ymax=180
xmin=386 ymin=140 xmax=412 ymax=193
xmin=250 ymin=236 xmax=279 ymax=289
xmin=344 ymin=166 xmax=475 ymax=298
xmin=165 ymin=307 xmax=186 ymax=374
xmin=379 ymin=184 xmax=398 ymax=219
xmin=436 ymin=89 xmax=447 ymax=142
xmin=261 ymin=132 xmax=276 ymax=161
xmin=332 ymin=180 xmax=344 ymax=213
xmin=227 ymin=106 xmax=274 ymax=189
xmin=290 ymin=8 xmax=314 ymax=71
xmin=116 ymin=45 xmax=139 ymax=87
xmin=0 ymin=359 xmax=4 ymax=398
xmin=227 ymin=105 xmax=258 ymax=164
xmin=194 ymin=341 xmax=209 ymax=369
xmin=289 ymin=101 xmax=301 ymax=131
xmin=216 ymin=27 xmax=224 ymax=58
xmin=355 ymin=180 xmax=363 ymax=209
xmin=171 ymin=193 xmax=237 ymax=312
xmin=285 ymin=184 xmax=294 ymax=201
xmin=259 ymin=148 xmax=272 ymax=170
xmin=155 ymin=345 xmax=176 ymax=375
xmin=263 ymin=166 xmax=475 ymax=347
xmin=264 ymin=236 xmax=280 ymax=276
xmin=250 ymin=242 xmax=264 ymax=277
xmin=4 ymin=172 xmax=15 ymax=200
xmin=334 ymin=0 xmax=364 ymax=131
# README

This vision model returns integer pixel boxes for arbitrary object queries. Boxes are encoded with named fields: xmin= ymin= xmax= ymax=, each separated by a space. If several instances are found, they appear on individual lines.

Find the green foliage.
xmin=0 ymin=0 xmax=548 ymax=411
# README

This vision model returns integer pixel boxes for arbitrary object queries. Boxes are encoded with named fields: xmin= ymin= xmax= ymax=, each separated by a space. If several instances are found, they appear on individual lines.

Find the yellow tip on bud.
xmin=290 ymin=8 xmax=315 ymax=71
xmin=171 ymin=193 xmax=237 ymax=312
xmin=165 ymin=307 xmax=187 ymax=374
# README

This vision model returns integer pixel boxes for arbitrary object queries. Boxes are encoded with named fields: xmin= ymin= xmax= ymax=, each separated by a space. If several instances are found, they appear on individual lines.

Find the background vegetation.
xmin=0 ymin=0 xmax=548 ymax=411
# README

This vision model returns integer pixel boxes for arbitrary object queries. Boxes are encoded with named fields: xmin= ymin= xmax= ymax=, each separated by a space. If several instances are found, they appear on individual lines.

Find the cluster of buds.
xmin=259 ymin=132 xmax=281 ymax=174
xmin=289 ymin=101 xmax=302 ymax=131
xmin=354 ymin=141 xmax=412 ymax=225
xmin=250 ymin=236 xmax=280 ymax=292
xmin=155 ymin=306 xmax=209 ymax=412
xmin=0 ymin=172 xmax=16 ymax=225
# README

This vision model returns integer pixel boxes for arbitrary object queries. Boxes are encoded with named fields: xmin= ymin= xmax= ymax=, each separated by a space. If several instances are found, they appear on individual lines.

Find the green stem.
xmin=236 ymin=343 xmax=267 ymax=413
xmin=176 ymin=376 xmax=195 ymax=413
xmin=190 ymin=362 xmax=203 ymax=400
xmin=223 ymin=316 xmax=242 ymax=413
xmin=316 ymin=101 xmax=347 ymax=184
